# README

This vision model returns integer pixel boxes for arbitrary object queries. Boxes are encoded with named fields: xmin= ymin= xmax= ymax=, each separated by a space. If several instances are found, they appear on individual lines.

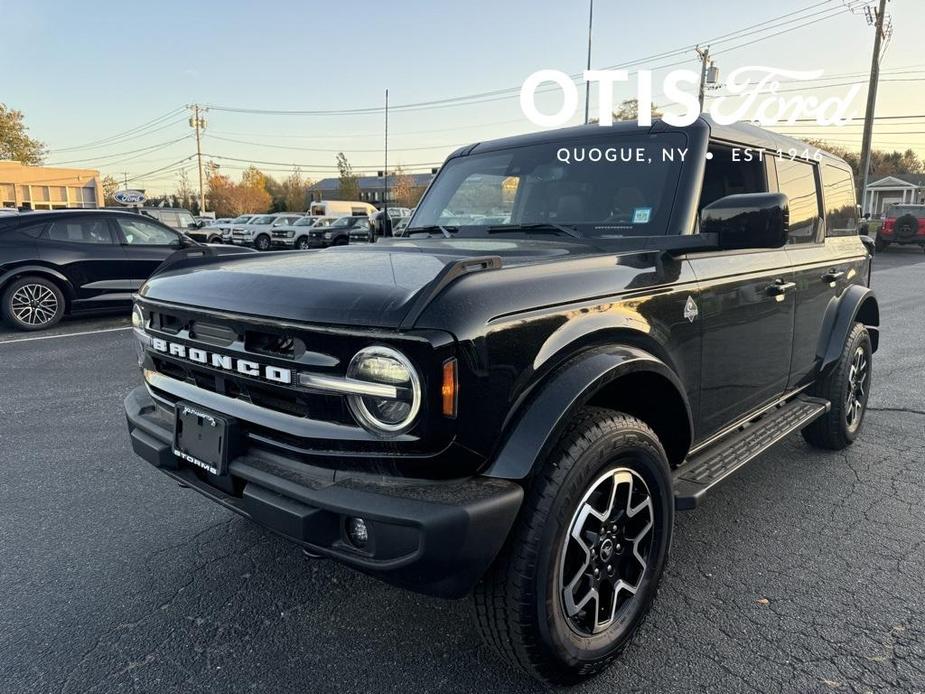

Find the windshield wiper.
xmin=486 ymin=223 xmax=584 ymax=239
xmin=405 ymin=225 xmax=458 ymax=238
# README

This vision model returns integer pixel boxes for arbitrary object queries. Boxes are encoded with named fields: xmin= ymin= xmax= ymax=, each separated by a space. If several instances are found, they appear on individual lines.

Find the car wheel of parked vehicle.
xmin=874 ymin=238 xmax=888 ymax=253
xmin=207 ymin=234 xmax=222 ymax=243
xmin=296 ymin=236 xmax=310 ymax=250
xmin=2 ymin=276 xmax=66 ymax=331
xmin=802 ymin=322 xmax=872 ymax=450
xmin=473 ymin=407 xmax=673 ymax=686
xmin=254 ymin=234 xmax=271 ymax=251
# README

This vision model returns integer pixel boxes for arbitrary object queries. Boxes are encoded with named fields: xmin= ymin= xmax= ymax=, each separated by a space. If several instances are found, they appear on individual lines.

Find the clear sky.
xmin=3 ymin=0 xmax=923 ymax=193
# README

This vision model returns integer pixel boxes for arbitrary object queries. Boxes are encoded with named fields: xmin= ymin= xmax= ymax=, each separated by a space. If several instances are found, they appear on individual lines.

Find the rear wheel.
xmin=2 ymin=276 xmax=65 ymax=331
xmin=473 ymin=408 xmax=673 ymax=686
xmin=254 ymin=234 xmax=271 ymax=251
xmin=802 ymin=322 xmax=872 ymax=450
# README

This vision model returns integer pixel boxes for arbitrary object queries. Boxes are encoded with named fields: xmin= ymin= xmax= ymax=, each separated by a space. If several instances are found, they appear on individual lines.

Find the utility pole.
xmin=859 ymin=0 xmax=889 ymax=216
xmin=383 ymin=89 xmax=389 ymax=213
xmin=584 ymin=0 xmax=594 ymax=124
xmin=121 ymin=172 xmax=128 ymax=189
xmin=190 ymin=105 xmax=207 ymax=213
xmin=696 ymin=46 xmax=711 ymax=112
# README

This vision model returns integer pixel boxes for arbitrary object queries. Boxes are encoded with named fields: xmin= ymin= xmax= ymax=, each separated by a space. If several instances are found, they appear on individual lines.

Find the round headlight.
xmin=131 ymin=304 xmax=144 ymax=329
xmin=346 ymin=346 xmax=421 ymax=436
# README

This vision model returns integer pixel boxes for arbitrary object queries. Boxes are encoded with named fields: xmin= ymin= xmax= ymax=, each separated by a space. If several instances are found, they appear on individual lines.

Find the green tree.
xmin=336 ymin=152 xmax=359 ymax=200
xmin=175 ymin=169 xmax=198 ymax=214
xmin=101 ymin=175 xmax=120 ymax=206
xmin=283 ymin=168 xmax=307 ymax=211
xmin=589 ymin=99 xmax=663 ymax=124
xmin=0 ymin=104 xmax=46 ymax=165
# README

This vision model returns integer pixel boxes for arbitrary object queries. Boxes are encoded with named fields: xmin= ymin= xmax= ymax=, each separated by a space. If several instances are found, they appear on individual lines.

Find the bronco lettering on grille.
xmin=150 ymin=337 xmax=292 ymax=384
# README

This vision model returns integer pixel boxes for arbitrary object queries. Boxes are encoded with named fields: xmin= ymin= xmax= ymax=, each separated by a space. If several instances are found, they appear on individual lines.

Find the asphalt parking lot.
xmin=1 ymin=249 xmax=923 ymax=694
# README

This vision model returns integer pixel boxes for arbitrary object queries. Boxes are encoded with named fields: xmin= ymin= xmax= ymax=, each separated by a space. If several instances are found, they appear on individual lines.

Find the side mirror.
xmin=701 ymin=193 xmax=789 ymax=250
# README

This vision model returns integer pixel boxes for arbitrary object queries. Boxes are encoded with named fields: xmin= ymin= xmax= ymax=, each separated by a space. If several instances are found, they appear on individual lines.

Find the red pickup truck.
xmin=876 ymin=204 xmax=925 ymax=252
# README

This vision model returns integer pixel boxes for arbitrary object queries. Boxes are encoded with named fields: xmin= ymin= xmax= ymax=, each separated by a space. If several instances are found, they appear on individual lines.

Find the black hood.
xmin=139 ymin=240 xmax=597 ymax=328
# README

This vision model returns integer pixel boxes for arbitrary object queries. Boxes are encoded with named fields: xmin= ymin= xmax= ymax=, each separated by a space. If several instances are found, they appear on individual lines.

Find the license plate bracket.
xmin=173 ymin=402 xmax=239 ymax=477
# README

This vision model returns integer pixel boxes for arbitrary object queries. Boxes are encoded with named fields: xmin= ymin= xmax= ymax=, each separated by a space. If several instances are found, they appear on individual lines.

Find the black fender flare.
xmin=0 ymin=265 xmax=75 ymax=300
xmin=817 ymin=285 xmax=879 ymax=373
xmin=483 ymin=345 xmax=693 ymax=480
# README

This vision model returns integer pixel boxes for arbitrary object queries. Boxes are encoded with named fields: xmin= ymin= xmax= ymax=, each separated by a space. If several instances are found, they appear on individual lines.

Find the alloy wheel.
xmin=558 ymin=466 xmax=655 ymax=636
xmin=10 ymin=283 xmax=59 ymax=327
xmin=846 ymin=346 xmax=869 ymax=431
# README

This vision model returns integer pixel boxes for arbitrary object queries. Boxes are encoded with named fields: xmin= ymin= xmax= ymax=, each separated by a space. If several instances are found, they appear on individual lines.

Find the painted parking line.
xmin=0 ymin=326 xmax=132 ymax=345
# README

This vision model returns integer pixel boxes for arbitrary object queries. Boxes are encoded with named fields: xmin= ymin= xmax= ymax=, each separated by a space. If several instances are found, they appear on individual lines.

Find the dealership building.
xmin=0 ymin=161 xmax=103 ymax=210
xmin=308 ymin=173 xmax=434 ymax=206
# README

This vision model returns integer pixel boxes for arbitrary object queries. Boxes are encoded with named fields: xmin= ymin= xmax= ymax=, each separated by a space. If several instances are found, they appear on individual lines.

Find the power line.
xmin=46 ymin=136 xmax=192 ymax=166
xmin=206 ymin=133 xmax=464 ymax=153
xmin=46 ymin=108 xmax=186 ymax=152
xmin=202 ymin=153 xmax=444 ymax=170
xmin=202 ymin=1 xmax=859 ymax=118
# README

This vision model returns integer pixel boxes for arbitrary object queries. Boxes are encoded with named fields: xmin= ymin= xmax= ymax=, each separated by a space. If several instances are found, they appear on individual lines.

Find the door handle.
xmin=766 ymin=279 xmax=796 ymax=296
xmin=821 ymin=269 xmax=845 ymax=283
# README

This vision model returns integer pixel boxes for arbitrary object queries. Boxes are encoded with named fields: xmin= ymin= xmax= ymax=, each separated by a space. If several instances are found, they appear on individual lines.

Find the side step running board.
xmin=673 ymin=395 xmax=830 ymax=510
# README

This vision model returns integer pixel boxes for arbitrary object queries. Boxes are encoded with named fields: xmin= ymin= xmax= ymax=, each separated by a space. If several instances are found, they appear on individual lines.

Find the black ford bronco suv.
xmin=125 ymin=117 xmax=879 ymax=685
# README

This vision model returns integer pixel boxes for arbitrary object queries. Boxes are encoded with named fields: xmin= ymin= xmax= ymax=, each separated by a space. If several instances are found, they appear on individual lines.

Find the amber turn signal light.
xmin=441 ymin=358 xmax=458 ymax=417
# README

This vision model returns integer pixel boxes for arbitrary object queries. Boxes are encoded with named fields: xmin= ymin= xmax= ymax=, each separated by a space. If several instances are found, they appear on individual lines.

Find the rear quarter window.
xmin=821 ymin=163 xmax=859 ymax=237
xmin=0 ymin=220 xmax=46 ymax=240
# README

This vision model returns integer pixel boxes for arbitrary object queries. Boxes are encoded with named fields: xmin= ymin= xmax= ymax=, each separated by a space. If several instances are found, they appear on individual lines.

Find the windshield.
xmin=331 ymin=217 xmax=355 ymax=227
xmin=252 ymin=215 xmax=276 ymax=224
xmin=410 ymin=133 xmax=687 ymax=238
xmin=232 ymin=215 xmax=252 ymax=223
xmin=294 ymin=217 xmax=315 ymax=226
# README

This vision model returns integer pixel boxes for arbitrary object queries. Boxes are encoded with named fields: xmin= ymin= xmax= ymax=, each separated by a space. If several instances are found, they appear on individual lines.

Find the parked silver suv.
xmin=231 ymin=213 xmax=304 ymax=251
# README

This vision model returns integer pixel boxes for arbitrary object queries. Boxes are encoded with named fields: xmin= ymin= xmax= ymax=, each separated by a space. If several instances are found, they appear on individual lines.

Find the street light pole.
xmin=584 ymin=0 xmax=594 ymax=124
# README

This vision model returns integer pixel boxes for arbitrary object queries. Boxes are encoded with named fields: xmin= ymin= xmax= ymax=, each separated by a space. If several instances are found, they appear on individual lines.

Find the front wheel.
xmin=473 ymin=408 xmax=673 ymax=686
xmin=254 ymin=234 xmax=271 ymax=251
xmin=874 ymin=238 xmax=888 ymax=252
xmin=295 ymin=236 xmax=310 ymax=250
xmin=802 ymin=322 xmax=872 ymax=450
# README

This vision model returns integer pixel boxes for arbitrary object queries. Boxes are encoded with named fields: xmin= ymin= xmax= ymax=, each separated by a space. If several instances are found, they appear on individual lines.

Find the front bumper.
xmin=125 ymin=386 xmax=522 ymax=598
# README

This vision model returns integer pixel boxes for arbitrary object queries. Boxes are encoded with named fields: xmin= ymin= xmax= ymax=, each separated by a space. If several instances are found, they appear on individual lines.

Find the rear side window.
xmin=46 ymin=218 xmax=115 ymax=244
xmin=0 ymin=221 xmax=45 ymax=239
xmin=821 ymin=164 xmax=858 ymax=237
xmin=775 ymin=158 xmax=821 ymax=244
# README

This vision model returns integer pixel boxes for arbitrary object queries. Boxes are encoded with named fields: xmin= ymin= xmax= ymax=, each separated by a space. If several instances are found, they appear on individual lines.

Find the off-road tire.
xmin=2 ymin=275 xmax=66 ymax=331
xmin=472 ymin=407 xmax=673 ymax=686
xmin=874 ymin=238 xmax=888 ymax=253
xmin=802 ymin=322 xmax=872 ymax=450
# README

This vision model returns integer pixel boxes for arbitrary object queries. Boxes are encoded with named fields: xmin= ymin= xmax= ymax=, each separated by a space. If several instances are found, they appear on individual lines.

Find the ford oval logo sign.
xmin=113 ymin=189 xmax=146 ymax=205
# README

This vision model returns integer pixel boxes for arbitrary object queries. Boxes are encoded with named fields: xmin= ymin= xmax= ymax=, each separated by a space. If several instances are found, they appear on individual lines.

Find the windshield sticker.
xmin=632 ymin=208 xmax=652 ymax=224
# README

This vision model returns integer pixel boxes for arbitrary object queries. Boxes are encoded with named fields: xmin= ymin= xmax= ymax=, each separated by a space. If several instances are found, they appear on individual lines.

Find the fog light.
xmin=346 ymin=517 xmax=369 ymax=548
